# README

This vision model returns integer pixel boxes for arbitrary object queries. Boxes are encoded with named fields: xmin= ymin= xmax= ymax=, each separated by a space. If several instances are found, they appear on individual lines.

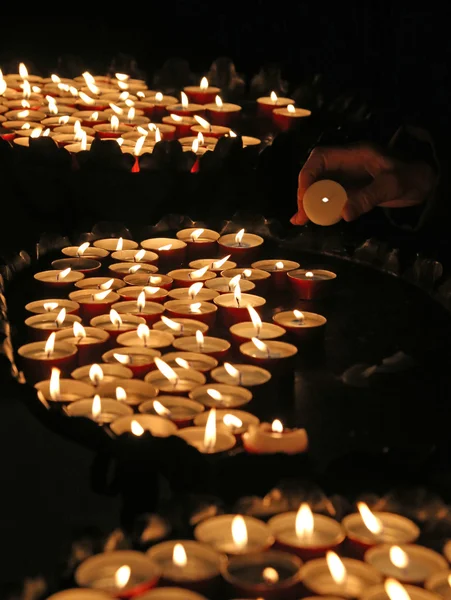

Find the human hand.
xmin=291 ymin=145 xmax=436 ymax=225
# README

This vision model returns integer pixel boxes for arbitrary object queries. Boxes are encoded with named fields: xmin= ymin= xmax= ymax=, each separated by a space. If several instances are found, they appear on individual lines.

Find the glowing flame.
xmin=129 ymin=420 xmax=144 ymax=437
xmin=175 ymin=358 xmax=190 ymax=369
xmin=113 ymin=353 xmax=131 ymax=365
xmin=134 ymin=135 xmax=146 ymax=156
xmin=199 ymin=77 xmax=209 ymax=90
xmin=270 ymin=91 xmax=278 ymax=103
xmin=115 ymin=565 xmax=131 ymax=589
xmin=390 ymin=546 xmax=409 ymax=569
xmin=275 ymin=261 xmax=284 ymax=270
xmin=30 ymin=128 xmax=42 ymax=138
xmin=58 ymin=267 xmax=71 ymax=280
xmin=109 ymin=103 xmax=123 ymax=115
xmin=155 ymin=92 xmax=163 ymax=102
xmin=296 ymin=503 xmax=314 ymax=538
xmin=116 ymin=237 xmax=124 ymax=251
xmin=93 ymin=290 xmax=111 ymax=301
xmin=194 ymin=115 xmax=210 ymax=129
xmin=357 ymin=502 xmax=383 ymax=535
xmin=235 ymin=229 xmax=245 ymax=245
xmin=305 ymin=271 xmax=314 ymax=278
xmin=125 ymin=99 xmax=134 ymax=107
xmin=189 ymin=282 xmax=204 ymax=299
xmin=224 ymin=363 xmax=240 ymax=379
xmin=21 ymin=100 xmax=30 ymax=109
xmin=293 ymin=310 xmax=304 ymax=322
xmin=108 ymin=309 xmax=122 ymax=328
xmin=51 ymin=74 xmax=61 ymax=83
xmin=248 ymin=306 xmax=262 ymax=335
xmin=170 ymin=114 xmax=183 ymax=122
xmin=158 ymin=244 xmax=172 ymax=251
xmin=153 ymin=400 xmax=171 ymax=417
xmin=192 ymin=138 xmax=199 ymax=153
xmin=191 ymin=228 xmax=204 ymax=242
xmin=223 ymin=414 xmax=243 ymax=429
xmin=120 ymin=91 xmax=130 ymax=101
xmin=137 ymin=324 xmax=151 ymax=344
xmin=90 ymin=111 xmax=99 ymax=121
xmin=100 ymin=279 xmax=114 ymax=291
xmin=85 ymin=79 xmax=99 ymax=95
xmin=137 ymin=291 xmax=146 ymax=312
xmin=181 ymin=92 xmax=189 ymax=108
xmin=127 ymin=107 xmax=135 ymax=121
xmin=44 ymin=302 xmax=58 ymax=312
xmin=17 ymin=110 xmax=29 ymax=119
xmin=234 ymin=282 xmax=242 ymax=308
xmin=385 ymin=579 xmax=411 ymax=600
xmin=77 ymin=242 xmax=90 ymax=256
xmin=118 ymin=81 xmax=129 ymax=90
xmin=149 ymin=276 xmax=162 ymax=285
xmin=229 ymin=130 xmax=237 ymax=138
xmin=78 ymin=91 xmax=95 ymax=105
xmin=155 ymin=357 xmax=179 ymax=385
xmin=243 ymin=269 xmax=252 ymax=278
xmin=272 ymin=419 xmax=283 ymax=433
xmin=0 ymin=79 xmax=6 ymax=96
xmin=110 ymin=115 xmax=119 ymax=132
xmin=92 ymin=395 xmax=101 ymax=419
xmin=129 ymin=265 xmax=141 ymax=274
xmin=135 ymin=249 xmax=146 ymax=262
xmin=116 ymin=387 xmax=127 ymax=402
xmin=55 ymin=307 xmax=67 ymax=326
xmin=228 ymin=274 xmax=241 ymax=291
xmin=173 ymin=544 xmax=188 ymax=568
xmin=137 ymin=126 xmax=148 ymax=136
xmin=89 ymin=364 xmax=104 ymax=385
xmin=115 ymin=73 xmax=129 ymax=82
xmin=161 ymin=316 xmax=182 ymax=332
xmin=212 ymin=255 xmax=231 ymax=270
xmin=287 ymin=104 xmax=296 ymax=114
xmin=197 ymin=131 xmax=204 ymax=144
xmin=21 ymin=122 xmax=31 ymax=129
xmin=49 ymin=367 xmax=60 ymax=400
xmin=59 ymin=116 xmax=70 ymax=125
xmin=45 ymin=332 xmax=56 ymax=355
xmin=190 ymin=303 xmax=202 ymax=314
xmin=73 ymin=322 xmax=87 ymax=339
xmin=204 ymin=408 xmax=217 ymax=452
xmin=207 ymin=389 xmax=223 ymax=402
xmin=231 ymin=515 xmax=248 ymax=550
xmin=263 ymin=568 xmax=279 ymax=584
xmin=43 ymin=128 xmax=51 ymax=137
xmin=19 ymin=63 xmax=28 ymax=79
xmin=22 ymin=80 xmax=31 ymax=99
xmin=82 ymin=72 xmax=95 ymax=86
xmin=196 ymin=330 xmax=205 ymax=350
xmin=327 ymin=552 xmax=346 ymax=585
xmin=80 ymin=131 xmax=88 ymax=151
xmin=155 ymin=127 xmax=161 ymax=143
xmin=215 ymin=95 xmax=223 ymax=108
xmin=144 ymin=286 xmax=160 ymax=297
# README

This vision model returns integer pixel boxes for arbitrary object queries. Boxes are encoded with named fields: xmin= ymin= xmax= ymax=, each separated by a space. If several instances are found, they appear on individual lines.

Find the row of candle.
xmin=47 ymin=501 xmax=451 ymax=599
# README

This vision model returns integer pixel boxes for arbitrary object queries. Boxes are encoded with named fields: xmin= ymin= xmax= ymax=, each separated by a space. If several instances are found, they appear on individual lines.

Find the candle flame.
xmin=191 ymin=228 xmax=204 ymax=242
xmin=160 ymin=316 xmax=182 ymax=333
xmin=134 ymin=135 xmax=146 ymax=156
xmin=158 ymin=243 xmax=172 ymax=251
xmin=115 ymin=73 xmax=129 ymax=82
xmin=137 ymin=323 xmax=151 ymax=344
xmin=92 ymin=395 xmax=101 ymax=419
xmin=247 ymin=306 xmax=262 ymax=333
xmin=204 ymin=408 xmax=217 ymax=452
xmin=98 ymin=279 xmax=113 ymax=292
xmin=390 ymin=546 xmax=409 ymax=569
xmin=293 ymin=310 xmax=304 ymax=322
xmin=155 ymin=127 xmax=161 ymax=142
xmin=212 ymin=255 xmax=231 ymax=270
xmin=79 ymin=91 xmax=95 ymax=105
xmin=385 ymin=579 xmax=411 ymax=600
xmin=275 ymin=261 xmax=284 ymax=270
xmin=143 ymin=286 xmax=160 ymax=297
xmin=89 ymin=364 xmax=104 ymax=385
xmin=115 ymin=565 xmax=131 ymax=589
xmin=118 ymin=81 xmax=129 ymax=90
xmin=189 ymin=282 xmax=204 ymax=299
xmin=327 ymin=552 xmax=346 ymax=585
xmin=73 ymin=322 xmax=86 ymax=339
xmin=207 ymin=389 xmax=223 ymax=402
xmin=131 ymin=421 xmax=145 ymax=436
xmin=197 ymin=131 xmax=204 ymax=144
xmin=22 ymin=80 xmax=31 ymax=99
xmin=234 ymin=282 xmax=242 ymax=308
xmin=181 ymin=92 xmax=189 ymax=108
xmin=287 ymin=104 xmax=296 ymax=114
xmin=49 ymin=367 xmax=60 ymax=400
xmin=357 ymin=502 xmax=383 ymax=535
xmin=58 ymin=267 xmax=71 ymax=280
xmin=121 ymin=92 xmax=131 ymax=101
xmin=80 ymin=131 xmax=88 ymax=151
xmin=70 ymin=87 xmax=79 ymax=97
xmin=153 ymin=400 xmax=171 ymax=417
xmin=45 ymin=332 xmax=56 ymax=355
xmin=19 ymin=63 xmax=28 ymax=79
xmin=116 ymin=238 xmax=124 ymax=251
xmin=190 ymin=303 xmax=202 ymax=314
xmin=192 ymin=138 xmax=199 ymax=153
xmin=223 ymin=414 xmax=243 ymax=429
xmin=155 ymin=92 xmax=163 ymax=102
xmin=77 ymin=242 xmax=90 ymax=256
xmin=137 ymin=291 xmax=146 ymax=312
xmin=90 ymin=111 xmax=99 ymax=121
xmin=270 ymin=91 xmax=278 ymax=103
xmin=229 ymin=130 xmax=237 ymax=138
xmin=113 ymin=353 xmax=131 ymax=365
xmin=263 ymin=568 xmax=279 ymax=584
xmin=55 ymin=307 xmax=67 ymax=326
xmin=224 ymin=363 xmax=240 ymax=379
xmin=236 ymin=230 xmax=246 ymax=245
xmin=135 ymin=249 xmax=146 ymax=262
xmin=129 ymin=265 xmax=141 ymax=274
xmin=108 ymin=309 xmax=122 ymax=328
xmin=30 ymin=127 xmax=42 ymax=138
xmin=116 ymin=387 xmax=127 ymax=402
xmin=170 ymin=113 xmax=183 ymax=122
xmin=44 ymin=302 xmax=58 ymax=312
xmin=228 ymin=274 xmax=241 ymax=291
xmin=173 ymin=543 xmax=188 ymax=567
xmin=231 ymin=515 xmax=248 ymax=549
xmin=155 ymin=357 xmax=179 ymax=384
xmin=127 ymin=107 xmax=135 ymax=121
xmin=21 ymin=122 xmax=31 ymax=129
xmin=190 ymin=266 xmax=209 ymax=280
xmin=215 ymin=95 xmax=223 ymax=108
xmin=0 ymin=80 xmax=6 ymax=96
xmin=110 ymin=115 xmax=119 ymax=132
xmin=137 ymin=126 xmax=148 ymax=136
xmin=175 ymin=357 xmax=190 ymax=369
xmin=93 ymin=290 xmax=111 ymax=301
xmin=305 ymin=271 xmax=314 ymax=278
xmin=51 ymin=74 xmax=61 ymax=83
xmin=196 ymin=330 xmax=205 ymax=349
xmin=194 ymin=115 xmax=210 ymax=129
xmin=272 ymin=419 xmax=283 ymax=433
xmin=296 ymin=503 xmax=314 ymax=537
xmin=200 ymin=77 xmax=209 ymax=90
xmin=82 ymin=72 xmax=95 ymax=85
xmin=243 ymin=269 xmax=252 ymax=278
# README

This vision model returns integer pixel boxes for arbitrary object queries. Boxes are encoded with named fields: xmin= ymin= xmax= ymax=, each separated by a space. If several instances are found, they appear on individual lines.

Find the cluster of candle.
xmin=47 ymin=500 xmax=451 ymax=599
xmin=18 ymin=226 xmax=338 ymax=458
xmin=0 ymin=65 xmax=312 ymax=163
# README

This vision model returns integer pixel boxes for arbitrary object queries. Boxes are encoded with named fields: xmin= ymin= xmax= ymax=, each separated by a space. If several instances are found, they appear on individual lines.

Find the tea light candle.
xmin=190 ymin=384 xmax=252 ymax=409
xmin=93 ymin=121 xmax=131 ymax=139
xmin=167 ymin=268 xmax=217 ymax=288
xmin=252 ymin=260 xmax=300 ymax=291
xmin=195 ymin=514 xmax=273 ymax=555
xmin=110 ymin=414 xmax=178 ymax=437
xmin=93 ymin=237 xmax=139 ymax=252
xmin=300 ymin=553 xmax=382 ymax=599
xmin=268 ymin=504 xmax=345 ymax=560
xmin=72 ymin=111 xmax=110 ymax=127
xmin=18 ymin=335 xmax=78 ymax=382
xmin=97 ymin=379 xmax=158 ymax=408
xmin=124 ymin=273 xmax=173 ymax=291
xmin=273 ymin=105 xmax=312 ymax=131
xmin=113 ymin=298 xmax=165 ymax=326
xmin=364 ymin=581 xmax=442 ymax=600
xmin=303 ymin=180 xmax=348 ymax=226
xmin=176 ymin=228 xmax=220 ymax=260
xmin=71 ymin=363 xmax=134 ymax=385
xmin=139 ymin=396 xmax=205 ymax=428
xmin=164 ymin=300 xmax=218 ymax=328
xmin=205 ymin=97 xmax=242 ymax=126
xmin=213 ymin=288 xmax=266 ymax=327
xmin=41 ymin=116 xmax=79 ymax=128
xmin=103 ymin=347 xmax=161 ymax=379
xmin=230 ymin=307 xmax=285 ymax=345
xmin=159 ymin=351 xmax=218 ymax=373
xmin=221 ymin=550 xmax=303 ymax=600
xmin=141 ymin=238 xmax=187 ymax=267
xmin=35 ymin=372 xmax=95 ymax=403
xmin=109 ymin=262 xmax=158 ymax=280
xmin=117 ymin=285 xmax=169 ymax=304
xmin=257 ymin=92 xmax=295 ymax=117
xmin=25 ymin=298 xmax=81 ymax=316
xmin=34 ymin=268 xmax=84 ymax=291
xmin=179 ymin=135 xmax=217 ymax=149
xmin=221 ymin=268 xmax=271 ymax=295
xmin=288 ymin=269 xmax=337 ymax=300
xmin=147 ymin=541 xmax=222 ymax=590
xmin=189 ymin=256 xmax=237 ymax=273
xmin=25 ymin=311 xmax=82 ymax=341
xmin=168 ymin=286 xmax=219 ymax=302
xmin=177 ymin=422 xmax=236 ymax=454
xmin=45 ymin=589 xmax=114 ymax=599
xmin=273 ymin=310 xmax=327 ymax=342
xmin=4 ymin=109 xmax=46 ymax=121
xmin=153 ymin=317 xmax=209 ymax=338
xmin=184 ymin=78 xmax=221 ymax=104
xmin=425 ymin=571 xmax=451 ymax=598
xmin=75 ymin=277 xmax=125 ymax=292
xmin=69 ymin=290 xmax=120 ymax=321
xmin=217 ymin=230 xmax=264 ymax=264
xmin=342 ymin=504 xmax=420 ymax=554
xmin=243 ymin=420 xmax=308 ymax=454
xmin=172 ymin=333 xmax=231 ymax=359
xmin=190 ymin=123 xmax=231 ymax=139
xmin=194 ymin=408 xmax=260 ymax=437
xmin=75 ymin=550 xmax=160 ymax=596
xmin=211 ymin=363 xmax=271 ymax=387
xmin=145 ymin=358 xmax=206 ymax=394
xmin=206 ymin=277 xmax=256 ymax=295
xmin=52 ymin=258 xmax=101 ymax=275
xmin=117 ymin=326 xmax=174 ymax=351
xmin=170 ymin=91 xmax=204 ymax=116
xmin=66 ymin=396 xmax=134 ymax=423
xmin=111 ymin=249 xmax=159 ymax=266
xmin=162 ymin=114 xmax=197 ymax=138
xmin=55 ymin=325 xmax=110 ymax=366
xmin=91 ymin=311 xmax=147 ymax=342
xmin=62 ymin=244 xmax=109 ymax=261
xmin=364 ymin=544 xmax=447 ymax=585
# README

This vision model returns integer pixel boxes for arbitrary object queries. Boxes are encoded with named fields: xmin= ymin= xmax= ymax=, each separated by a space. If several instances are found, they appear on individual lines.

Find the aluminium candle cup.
xmin=34 ymin=269 xmax=85 ymax=293
xmin=145 ymin=368 xmax=206 ymax=396
xmin=229 ymin=321 xmax=286 ymax=346
xmin=159 ymin=351 xmax=218 ymax=374
xmin=139 ymin=396 xmax=205 ymax=428
xmin=240 ymin=340 xmax=298 ymax=367
xmin=300 ymin=557 xmax=382 ymax=599
xmin=69 ymin=290 xmax=121 ymax=321
xmin=252 ymin=260 xmax=300 ymax=291
xmin=103 ymin=347 xmax=161 ymax=379
xmin=18 ymin=341 xmax=78 ymax=383
xmin=364 ymin=544 xmax=447 ymax=585
xmin=112 ymin=300 xmax=165 ymax=326
xmin=54 ymin=327 xmax=110 ymax=366
xmin=136 ymin=588 xmax=209 ymax=600
xmin=75 ymin=277 xmax=126 ymax=291
xmin=205 ymin=102 xmax=242 ymax=126
xmin=341 ymin=511 xmax=420 ymax=557
xmin=425 ymin=571 xmax=451 ymax=598
xmin=117 ymin=286 xmax=168 ymax=304
xmin=268 ymin=512 xmax=345 ymax=560
xmin=167 ymin=268 xmax=217 ymax=288
xmin=110 ymin=414 xmax=178 ymax=437
xmin=172 ymin=336 xmax=231 ymax=359
xmin=61 ymin=246 xmax=109 ymax=261
xmin=194 ymin=514 xmax=273 ymax=555
xmin=66 ymin=397 xmax=133 ymax=424
xmin=140 ymin=238 xmax=187 ymax=268
xmin=221 ymin=268 xmax=271 ymax=295
xmin=117 ymin=330 xmax=174 ymax=352
xmin=45 ymin=590 xmax=115 ymax=600
xmin=109 ymin=262 xmax=158 ymax=280
xmin=242 ymin=423 xmax=308 ymax=455
xmin=190 ymin=124 xmax=231 ymax=139
xmin=71 ymin=363 xmax=134 ymax=385
xmin=111 ymin=250 xmax=159 ymax=267
xmin=161 ymin=115 xmax=197 ymax=138
xmin=211 ymin=364 xmax=271 ymax=388
xmin=213 ymin=293 xmax=266 ymax=328
xmin=93 ymin=238 xmax=139 ymax=252
xmin=35 ymin=379 xmax=95 ymax=404
xmin=168 ymin=288 xmax=219 ymax=302
xmin=190 ymin=384 xmax=253 ymax=409
xmin=205 ymin=277 xmax=256 ymax=295
xmin=75 ymin=550 xmax=160 ymax=598
xmin=97 ymin=379 xmax=158 ymax=407
xmin=189 ymin=258 xmax=237 ymax=273
xmin=221 ymin=550 xmax=303 ymax=600
xmin=25 ymin=313 xmax=82 ymax=341
xmin=194 ymin=409 xmax=260 ymax=438
xmin=363 ymin=584 xmax=442 ymax=600
xmin=164 ymin=300 xmax=217 ymax=328
xmin=176 ymin=426 xmax=236 ymax=454
xmin=25 ymin=298 xmax=81 ymax=316
xmin=257 ymin=95 xmax=295 ymax=117
xmin=273 ymin=106 xmax=312 ymax=131
xmin=124 ymin=273 xmax=173 ymax=291
xmin=176 ymin=228 xmax=220 ymax=260
xmin=273 ymin=311 xmax=327 ymax=343
xmin=288 ymin=269 xmax=337 ymax=300
xmin=217 ymin=233 xmax=264 ymax=264
xmin=153 ymin=318 xmax=209 ymax=338
xmin=90 ymin=313 xmax=147 ymax=342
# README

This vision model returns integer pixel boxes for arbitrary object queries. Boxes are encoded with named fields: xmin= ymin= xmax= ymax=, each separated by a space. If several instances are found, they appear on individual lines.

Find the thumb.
xmin=343 ymin=172 xmax=404 ymax=221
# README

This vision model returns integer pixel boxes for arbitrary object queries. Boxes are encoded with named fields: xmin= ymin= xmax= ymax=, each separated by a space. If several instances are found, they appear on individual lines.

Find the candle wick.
xmin=236 ymin=298 xmax=240 ymax=308
xmin=46 ymin=350 xmax=52 ymax=359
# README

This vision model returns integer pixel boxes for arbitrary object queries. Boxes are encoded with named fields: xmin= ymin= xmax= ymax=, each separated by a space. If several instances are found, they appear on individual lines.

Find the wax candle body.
xmin=239 ymin=340 xmax=298 ymax=366
xmin=25 ymin=299 xmax=80 ymax=316
xmin=167 ymin=269 xmax=217 ymax=288
xmin=164 ymin=300 xmax=217 ymax=328
xmin=205 ymin=277 xmax=255 ymax=294
xmin=176 ymin=427 xmax=236 ymax=454
xmin=184 ymin=85 xmax=221 ymax=105
xmin=288 ymin=269 xmax=337 ymax=300
xmin=69 ymin=291 xmax=120 ymax=321
xmin=124 ymin=273 xmax=173 ymax=290
xmin=190 ymin=384 xmax=253 ymax=409
xmin=117 ymin=330 xmax=174 ymax=351
xmin=103 ymin=347 xmax=161 ymax=379
xmin=194 ymin=409 xmax=260 ymax=437
xmin=221 ymin=268 xmax=270 ymax=295
xmin=55 ymin=328 xmax=110 ymax=366
xmin=230 ymin=322 xmax=286 ymax=345
xmin=213 ymin=294 xmax=266 ymax=328
xmin=205 ymin=102 xmax=242 ymax=126
xmin=176 ymin=228 xmax=220 ymax=260
xmin=71 ymin=363 xmax=134 ymax=385
xmin=273 ymin=311 xmax=327 ymax=342
xmin=172 ymin=336 xmax=230 ymax=359
xmin=117 ymin=286 xmax=168 ymax=304
xmin=153 ymin=318 xmax=209 ymax=338
xmin=273 ymin=106 xmax=311 ymax=131
xmin=109 ymin=262 xmax=158 ymax=279
xmin=159 ymin=351 xmax=218 ymax=373
xmin=90 ymin=314 xmax=146 ymax=342
xmin=257 ymin=96 xmax=295 ymax=116
xmin=139 ymin=396 xmax=205 ymax=428
xmin=112 ymin=301 xmax=165 ymax=326
xmin=211 ymin=364 xmax=271 ymax=387
xmin=243 ymin=423 xmax=308 ymax=454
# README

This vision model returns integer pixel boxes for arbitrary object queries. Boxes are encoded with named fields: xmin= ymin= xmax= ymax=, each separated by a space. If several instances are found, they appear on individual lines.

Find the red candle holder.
xmin=257 ymin=94 xmax=295 ymax=117
xmin=153 ymin=317 xmax=209 ymax=339
xmin=217 ymin=233 xmax=264 ymax=265
xmin=18 ymin=341 xmax=78 ymax=384
xmin=251 ymin=260 xmax=300 ymax=291
xmin=205 ymin=102 xmax=242 ymax=126
xmin=103 ymin=347 xmax=162 ymax=379
xmin=273 ymin=106 xmax=312 ymax=131
xmin=72 ymin=111 xmax=110 ymax=128
xmin=184 ymin=81 xmax=221 ymax=105
xmin=272 ymin=310 xmax=327 ymax=343
xmin=90 ymin=313 xmax=146 ymax=343
xmin=230 ymin=321 xmax=286 ymax=346
xmin=164 ymin=300 xmax=217 ymax=328
xmin=176 ymin=228 xmax=220 ymax=260
xmin=162 ymin=115 xmax=196 ymax=138
xmin=288 ymin=269 xmax=337 ymax=300
xmin=55 ymin=327 xmax=110 ymax=366
xmin=239 ymin=340 xmax=298 ymax=367
xmin=141 ymin=238 xmax=187 ymax=268
xmin=69 ymin=290 xmax=121 ymax=322
xmin=34 ymin=270 xmax=85 ymax=295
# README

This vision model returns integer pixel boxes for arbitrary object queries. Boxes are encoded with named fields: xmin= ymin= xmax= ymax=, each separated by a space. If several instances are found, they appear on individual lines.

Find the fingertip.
xmin=342 ymin=203 xmax=358 ymax=222
xmin=290 ymin=212 xmax=309 ymax=226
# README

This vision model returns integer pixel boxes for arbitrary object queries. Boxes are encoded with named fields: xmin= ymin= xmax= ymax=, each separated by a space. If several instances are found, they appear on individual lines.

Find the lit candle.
xmin=211 ymin=362 xmax=271 ymax=388
xmin=190 ymin=384 xmax=253 ymax=409
xmin=273 ymin=310 xmax=327 ymax=342
xmin=257 ymin=91 xmax=295 ymax=116
xmin=190 ymin=114 xmax=231 ymax=139
xmin=25 ymin=298 xmax=80 ymax=316
xmin=140 ymin=237 xmax=187 ymax=267
xmin=302 ymin=179 xmax=348 ymax=226
xmin=61 ymin=242 xmax=109 ymax=261
xmin=205 ymin=276 xmax=256 ymax=295
xmin=139 ymin=396 xmax=205 ymax=428
xmin=90 ymin=309 xmax=146 ymax=342
xmin=110 ymin=414 xmax=178 ymax=437
xmin=18 ymin=332 xmax=78 ymax=383
xmin=176 ymin=408 xmax=236 ymax=454
xmin=93 ymin=237 xmax=139 ymax=252
xmin=243 ymin=419 xmax=308 ymax=455
xmin=252 ymin=259 xmax=300 ymax=290
xmin=168 ymin=282 xmax=219 ymax=303
xmin=167 ymin=267 xmax=217 ymax=288
xmin=230 ymin=305 xmax=286 ymax=345
xmin=111 ymin=248 xmax=159 ymax=267
xmin=158 ymin=351 xmax=218 ymax=374
xmin=164 ymin=299 xmax=218 ymax=328
xmin=204 ymin=95 xmax=242 ymax=126
xmin=189 ymin=255 xmax=237 ymax=273
xmin=184 ymin=77 xmax=221 ymax=105
xmin=366 ymin=578 xmax=442 ymax=600
xmin=176 ymin=227 xmax=220 ymax=259
xmin=117 ymin=323 xmax=174 ymax=351
xmin=217 ymin=229 xmax=264 ymax=264
xmin=103 ymin=347 xmax=161 ymax=379
xmin=109 ymin=262 xmax=158 ymax=280
xmin=194 ymin=408 xmax=260 ymax=437
xmin=66 ymin=394 xmax=134 ymax=424
xmin=25 ymin=308 xmax=82 ymax=341
xmin=221 ymin=267 xmax=271 ymax=295
xmin=34 ymin=267 xmax=84 ymax=292
xmin=288 ymin=269 xmax=337 ymax=300
xmin=273 ymin=103 xmax=312 ymax=131
xmin=112 ymin=293 xmax=165 ymax=325
xmin=117 ymin=285 xmax=168 ymax=304
xmin=71 ymin=362 xmax=134 ymax=385
xmin=172 ymin=330 xmax=231 ymax=358
xmin=55 ymin=323 xmax=110 ymax=366
xmin=75 ymin=277 xmax=125 ymax=292
xmin=153 ymin=315 xmax=209 ymax=338
xmin=169 ymin=91 xmax=204 ymax=117
xmin=195 ymin=514 xmax=273 ymax=555
xmin=161 ymin=113 xmax=197 ymax=138
xmin=68 ymin=289 xmax=120 ymax=321
xmin=144 ymin=357 xmax=206 ymax=395
xmin=35 ymin=367 xmax=95 ymax=403
xmin=124 ymin=273 xmax=173 ymax=291
xmin=240 ymin=337 xmax=298 ymax=366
